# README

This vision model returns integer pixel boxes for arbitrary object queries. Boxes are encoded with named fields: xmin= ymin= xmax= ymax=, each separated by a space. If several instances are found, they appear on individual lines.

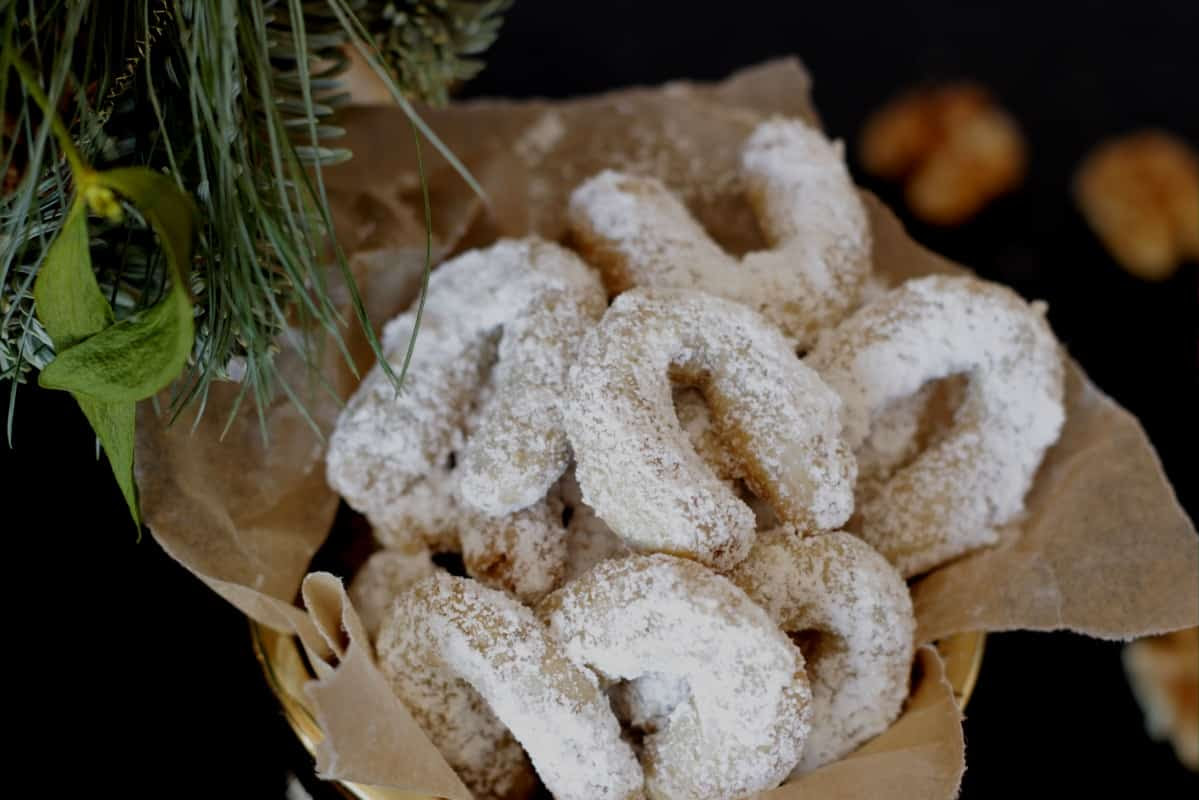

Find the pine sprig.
xmin=368 ymin=0 xmax=511 ymax=106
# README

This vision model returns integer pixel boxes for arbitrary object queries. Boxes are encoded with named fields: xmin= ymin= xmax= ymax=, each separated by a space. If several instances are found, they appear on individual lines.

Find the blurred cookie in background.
xmin=859 ymin=82 xmax=1026 ymax=226
xmin=1124 ymin=627 xmax=1199 ymax=771
xmin=1074 ymin=131 xmax=1199 ymax=281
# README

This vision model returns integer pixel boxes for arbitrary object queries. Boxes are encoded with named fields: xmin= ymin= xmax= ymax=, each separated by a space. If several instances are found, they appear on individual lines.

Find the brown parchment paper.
xmin=299 ymin=572 xmax=472 ymax=797
xmin=134 ymin=58 xmax=1198 ymax=799
xmin=773 ymin=646 xmax=964 ymax=800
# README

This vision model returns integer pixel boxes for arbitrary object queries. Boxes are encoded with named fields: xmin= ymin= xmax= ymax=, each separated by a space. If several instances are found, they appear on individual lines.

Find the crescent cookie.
xmin=378 ymin=573 xmax=643 ymax=800
xmin=728 ymin=529 xmax=916 ymax=772
xmin=568 ymin=118 xmax=872 ymax=349
xmin=564 ymin=287 xmax=856 ymax=570
xmin=327 ymin=236 xmax=607 ymax=528
xmin=807 ymin=274 xmax=1065 ymax=577
xmin=539 ymin=554 xmax=811 ymax=800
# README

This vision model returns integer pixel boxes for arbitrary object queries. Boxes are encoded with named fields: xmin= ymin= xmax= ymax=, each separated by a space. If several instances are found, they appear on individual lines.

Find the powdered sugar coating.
xmin=568 ymin=118 xmax=871 ymax=349
xmin=378 ymin=574 xmax=644 ymax=800
xmin=561 ymin=388 xmax=767 ymax=587
xmin=729 ymin=529 xmax=916 ymax=773
xmin=359 ymin=377 xmax=569 ymax=604
xmin=369 ymin=472 xmax=570 ymax=607
xmin=368 ymin=463 xmax=465 ymax=554
xmin=539 ymin=554 xmax=811 ymax=800
xmin=564 ymin=287 xmax=856 ymax=570
xmin=368 ymin=368 xmax=498 ymax=554
xmin=336 ymin=329 xmax=491 ymax=549
xmin=853 ymin=377 xmax=967 ymax=513
xmin=460 ymin=495 xmax=569 ymax=604
xmin=608 ymin=672 xmax=692 ymax=735
xmin=326 ymin=237 xmax=607 ymax=528
xmin=348 ymin=547 xmax=436 ymax=639
xmin=807 ymin=274 xmax=1065 ymax=576
xmin=366 ymin=472 xmax=576 ymax=606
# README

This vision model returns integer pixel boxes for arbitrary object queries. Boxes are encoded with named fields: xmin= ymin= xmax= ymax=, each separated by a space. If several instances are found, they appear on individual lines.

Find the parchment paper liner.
xmin=135 ymin=59 xmax=1198 ymax=799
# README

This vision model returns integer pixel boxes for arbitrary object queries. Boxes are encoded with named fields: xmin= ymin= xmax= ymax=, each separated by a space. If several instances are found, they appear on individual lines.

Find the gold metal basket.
xmin=252 ymin=621 xmax=985 ymax=800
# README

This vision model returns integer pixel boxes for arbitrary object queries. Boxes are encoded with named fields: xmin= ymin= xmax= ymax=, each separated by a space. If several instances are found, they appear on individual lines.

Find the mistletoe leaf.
xmin=32 ymin=201 xmax=113 ymax=349
xmin=38 ymin=289 xmax=193 ymax=400
xmin=31 ymin=199 xmax=138 ymax=527
xmin=39 ymin=168 xmax=197 ymax=401
xmin=76 ymin=395 xmax=140 ymax=527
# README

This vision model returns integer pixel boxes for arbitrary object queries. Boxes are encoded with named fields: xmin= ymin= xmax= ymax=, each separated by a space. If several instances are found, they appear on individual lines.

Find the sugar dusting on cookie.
xmin=808 ymin=274 xmax=1065 ymax=577
xmin=730 ymin=530 xmax=915 ymax=773
xmin=380 ymin=574 xmax=644 ymax=800
xmin=569 ymin=118 xmax=872 ymax=348
xmin=326 ymin=237 xmax=606 ymax=532
xmin=541 ymin=554 xmax=811 ymax=800
xmin=565 ymin=287 xmax=856 ymax=570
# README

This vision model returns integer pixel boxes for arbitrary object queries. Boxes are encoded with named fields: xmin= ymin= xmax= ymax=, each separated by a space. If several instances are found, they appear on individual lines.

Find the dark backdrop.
xmin=7 ymin=1 xmax=1196 ymax=797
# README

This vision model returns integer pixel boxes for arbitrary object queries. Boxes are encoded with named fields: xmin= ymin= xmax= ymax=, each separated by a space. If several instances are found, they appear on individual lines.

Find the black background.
xmin=5 ymin=1 xmax=1197 ymax=797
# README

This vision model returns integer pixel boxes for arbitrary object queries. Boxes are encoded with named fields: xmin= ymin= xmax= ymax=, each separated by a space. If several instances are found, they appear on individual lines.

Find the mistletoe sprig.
xmin=1 ymin=2 xmax=509 ymax=528
xmin=9 ymin=54 xmax=197 ymax=526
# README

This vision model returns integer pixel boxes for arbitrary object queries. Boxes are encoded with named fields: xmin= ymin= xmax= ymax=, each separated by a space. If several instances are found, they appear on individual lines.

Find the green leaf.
xmin=38 ymin=168 xmax=197 ymax=401
xmin=32 ymin=199 xmax=139 ymax=527
xmin=32 ymin=201 xmax=113 ymax=349
xmin=77 ymin=394 xmax=140 ymax=528
xmin=38 ymin=288 xmax=193 ymax=400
